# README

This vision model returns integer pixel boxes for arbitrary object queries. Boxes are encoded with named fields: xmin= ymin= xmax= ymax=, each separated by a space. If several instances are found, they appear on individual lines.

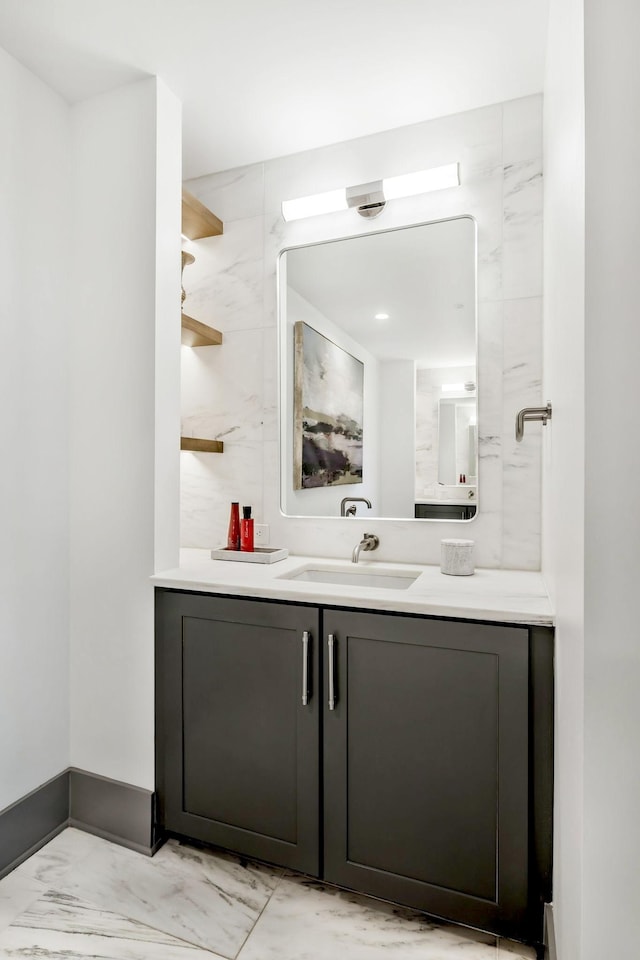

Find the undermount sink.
xmin=279 ymin=564 xmax=422 ymax=590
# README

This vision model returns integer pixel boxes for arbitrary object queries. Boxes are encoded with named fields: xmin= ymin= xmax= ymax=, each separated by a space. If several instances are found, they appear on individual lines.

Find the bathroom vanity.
xmin=154 ymin=552 xmax=553 ymax=950
xmin=414 ymin=500 xmax=477 ymax=519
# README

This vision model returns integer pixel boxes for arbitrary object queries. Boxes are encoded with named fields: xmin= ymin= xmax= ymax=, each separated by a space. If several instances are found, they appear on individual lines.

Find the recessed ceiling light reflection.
xmin=374 ymin=313 xmax=390 ymax=321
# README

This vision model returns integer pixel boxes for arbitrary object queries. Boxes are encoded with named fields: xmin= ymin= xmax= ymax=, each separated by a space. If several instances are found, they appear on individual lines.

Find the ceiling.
xmin=286 ymin=217 xmax=476 ymax=369
xmin=0 ymin=0 xmax=549 ymax=179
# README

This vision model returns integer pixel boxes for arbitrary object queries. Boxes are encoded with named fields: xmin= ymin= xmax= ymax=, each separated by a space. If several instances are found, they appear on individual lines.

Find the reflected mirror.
xmin=278 ymin=216 xmax=477 ymax=521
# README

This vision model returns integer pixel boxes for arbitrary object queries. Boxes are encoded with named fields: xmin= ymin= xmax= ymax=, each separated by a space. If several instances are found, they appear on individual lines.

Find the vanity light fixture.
xmin=282 ymin=188 xmax=348 ymax=221
xmin=281 ymin=163 xmax=460 ymax=222
xmin=442 ymin=380 xmax=476 ymax=394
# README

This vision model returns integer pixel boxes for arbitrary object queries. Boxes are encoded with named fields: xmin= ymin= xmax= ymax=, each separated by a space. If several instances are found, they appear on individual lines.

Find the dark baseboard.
xmin=0 ymin=771 xmax=69 ymax=880
xmin=69 ymin=768 xmax=154 ymax=855
xmin=0 ymin=768 xmax=155 ymax=877
xmin=544 ymin=903 xmax=557 ymax=960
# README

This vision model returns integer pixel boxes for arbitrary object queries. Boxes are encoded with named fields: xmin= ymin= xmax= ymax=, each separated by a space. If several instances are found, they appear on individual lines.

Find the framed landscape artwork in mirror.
xmin=279 ymin=216 xmax=477 ymax=521
xmin=293 ymin=322 xmax=364 ymax=489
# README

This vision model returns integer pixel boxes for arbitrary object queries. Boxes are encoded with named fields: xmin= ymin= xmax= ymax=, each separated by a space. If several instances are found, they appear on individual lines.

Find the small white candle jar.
xmin=440 ymin=538 xmax=475 ymax=576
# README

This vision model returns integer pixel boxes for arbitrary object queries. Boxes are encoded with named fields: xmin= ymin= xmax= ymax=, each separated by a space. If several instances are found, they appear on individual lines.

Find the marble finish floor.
xmin=0 ymin=829 xmax=537 ymax=959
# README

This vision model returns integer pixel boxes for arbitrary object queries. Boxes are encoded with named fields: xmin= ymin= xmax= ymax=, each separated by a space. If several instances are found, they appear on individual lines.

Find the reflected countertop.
xmin=152 ymin=549 xmax=554 ymax=627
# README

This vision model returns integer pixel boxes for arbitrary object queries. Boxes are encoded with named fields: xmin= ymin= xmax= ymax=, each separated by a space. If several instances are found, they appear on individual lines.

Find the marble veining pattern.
xmin=14 ymin=824 xmax=107 ymax=887
xmin=183 ymin=216 xmax=265 ymax=334
xmin=0 ymin=829 xmax=539 ymax=959
xmin=180 ymin=325 xmax=266 ymax=548
xmin=53 ymin=837 xmax=281 ymax=956
xmin=186 ymin=163 xmax=264 ymax=225
xmin=238 ymin=872 xmax=537 ymax=960
xmin=502 ymin=158 xmax=543 ymax=301
xmin=0 ymin=869 xmax=46 ymax=937
xmin=0 ymin=889 xmax=227 ymax=959
xmin=501 ymin=298 xmax=543 ymax=569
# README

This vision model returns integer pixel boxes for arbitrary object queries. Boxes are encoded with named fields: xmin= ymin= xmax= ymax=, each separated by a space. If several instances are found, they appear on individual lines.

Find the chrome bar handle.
xmin=327 ymin=634 xmax=336 ymax=711
xmin=301 ymin=631 xmax=310 ymax=706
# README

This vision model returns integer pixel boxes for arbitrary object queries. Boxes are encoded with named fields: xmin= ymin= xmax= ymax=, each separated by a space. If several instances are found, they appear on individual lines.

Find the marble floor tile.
xmin=0 ymin=869 xmax=46 ymax=935
xmin=0 ymin=889 xmax=227 ymax=959
xmin=56 ymin=837 xmax=281 ymax=958
xmin=4 ymin=830 xmax=538 ymax=959
xmin=498 ymin=940 xmax=537 ymax=958
xmin=236 ymin=873 xmax=537 ymax=960
xmin=11 ymin=827 xmax=109 ymax=887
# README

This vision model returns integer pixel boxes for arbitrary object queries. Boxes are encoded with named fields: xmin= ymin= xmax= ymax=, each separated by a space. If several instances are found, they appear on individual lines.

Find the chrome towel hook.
xmin=515 ymin=403 xmax=552 ymax=442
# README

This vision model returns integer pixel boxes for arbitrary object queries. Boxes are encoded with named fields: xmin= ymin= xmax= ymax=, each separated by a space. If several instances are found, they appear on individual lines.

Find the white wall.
xmin=183 ymin=96 xmax=544 ymax=569
xmin=582 ymin=1 xmax=640 ymax=954
xmin=154 ymin=82 xmax=183 ymax=573
xmin=0 ymin=47 xmax=71 ymax=810
xmin=545 ymin=2 xmax=640 ymax=956
xmin=378 ymin=361 xmax=415 ymax=518
xmin=69 ymin=78 xmax=181 ymax=790
xmin=542 ymin=2 xmax=586 ymax=957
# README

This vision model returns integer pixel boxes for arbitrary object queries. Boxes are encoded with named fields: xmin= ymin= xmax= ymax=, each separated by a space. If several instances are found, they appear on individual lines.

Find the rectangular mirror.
xmin=278 ymin=216 xmax=477 ymax=521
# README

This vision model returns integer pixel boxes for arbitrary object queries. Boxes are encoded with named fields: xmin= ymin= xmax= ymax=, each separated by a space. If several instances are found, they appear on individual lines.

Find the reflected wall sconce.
xmin=281 ymin=163 xmax=460 ymax=222
xmin=441 ymin=380 xmax=476 ymax=394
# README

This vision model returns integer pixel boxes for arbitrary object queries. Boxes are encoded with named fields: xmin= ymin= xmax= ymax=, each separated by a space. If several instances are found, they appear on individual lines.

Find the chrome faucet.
xmin=352 ymin=533 xmax=380 ymax=563
xmin=341 ymin=496 xmax=372 ymax=517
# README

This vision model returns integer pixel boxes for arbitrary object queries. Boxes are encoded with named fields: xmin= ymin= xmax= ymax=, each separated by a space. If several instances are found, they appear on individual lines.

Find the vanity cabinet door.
xmin=322 ymin=609 xmax=530 ymax=939
xmin=156 ymin=591 xmax=321 ymax=875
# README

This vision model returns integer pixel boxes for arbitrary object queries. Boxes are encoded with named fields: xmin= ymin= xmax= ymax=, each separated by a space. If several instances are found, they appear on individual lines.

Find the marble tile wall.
xmin=181 ymin=95 xmax=543 ymax=569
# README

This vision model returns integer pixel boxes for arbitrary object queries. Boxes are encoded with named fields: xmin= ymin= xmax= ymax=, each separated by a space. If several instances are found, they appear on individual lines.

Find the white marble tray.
xmin=210 ymin=546 xmax=289 ymax=564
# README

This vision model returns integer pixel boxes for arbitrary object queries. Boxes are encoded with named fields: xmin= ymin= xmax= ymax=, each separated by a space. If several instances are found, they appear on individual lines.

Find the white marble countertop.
xmin=152 ymin=549 xmax=554 ymax=626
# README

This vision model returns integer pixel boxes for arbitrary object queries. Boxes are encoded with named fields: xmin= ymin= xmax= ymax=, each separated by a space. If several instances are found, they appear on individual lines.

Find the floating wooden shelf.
xmin=182 ymin=188 xmax=223 ymax=240
xmin=181 ymin=313 xmax=223 ymax=348
xmin=180 ymin=437 xmax=224 ymax=454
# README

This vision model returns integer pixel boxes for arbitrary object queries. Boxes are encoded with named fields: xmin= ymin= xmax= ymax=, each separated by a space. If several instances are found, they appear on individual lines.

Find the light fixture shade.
xmin=282 ymin=188 xmax=348 ymax=222
xmin=383 ymin=163 xmax=460 ymax=200
xmin=281 ymin=163 xmax=460 ymax=222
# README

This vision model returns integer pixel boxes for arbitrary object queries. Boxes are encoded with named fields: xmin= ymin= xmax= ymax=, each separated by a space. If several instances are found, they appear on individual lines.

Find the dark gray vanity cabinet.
xmin=414 ymin=502 xmax=477 ymax=519
xmin=155 ymin=590 xmax=553 ymax=947
xmin=322 ymin=609 xmax=544 ymax=941
xmin=155 ymin=591 xmax=321 ymax=875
